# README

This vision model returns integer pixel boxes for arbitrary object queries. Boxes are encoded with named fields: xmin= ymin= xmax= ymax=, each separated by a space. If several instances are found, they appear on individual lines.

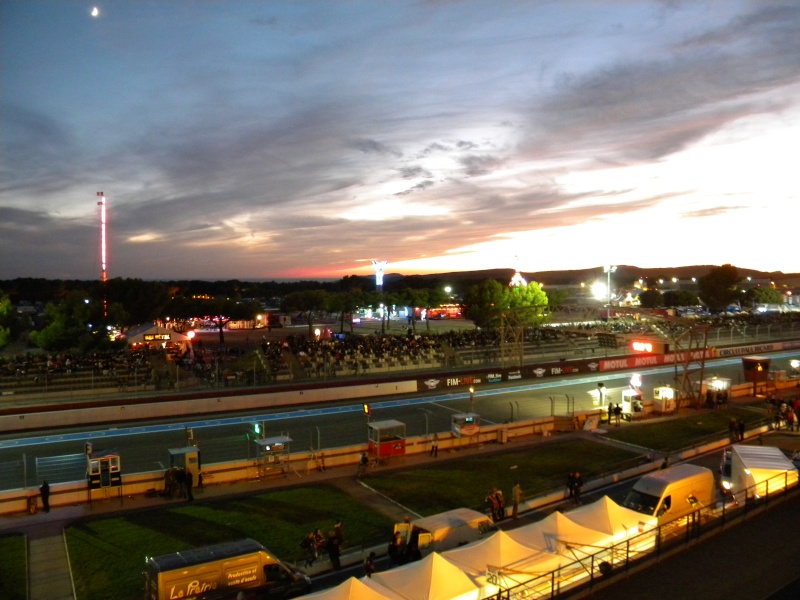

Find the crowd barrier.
xmin=0 ymin=415 xmax=561 ymax=516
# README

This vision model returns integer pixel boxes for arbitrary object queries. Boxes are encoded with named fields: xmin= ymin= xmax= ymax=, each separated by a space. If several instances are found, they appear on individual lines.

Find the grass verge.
xmin=363 ymin=438 xmax=642 ymax=516
xmin=603 ymin=407 xmax=769 ymax=452
xmin=66 ymin=484 xmax=393 ymax=600
xmin=0 ymin=533 xmax=26 ymax=600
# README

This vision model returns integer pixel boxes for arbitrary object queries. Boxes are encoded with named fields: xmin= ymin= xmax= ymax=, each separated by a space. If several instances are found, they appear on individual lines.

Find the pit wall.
xmin=1 ymin=398 xmax=779 ymax=518
xmin=1 ymin=380 xmax=418 ymax=433
xmin=2 ymin=380 xmax=790 ymax=515
xmin=0 ymin=416 xmax=556 ymax=516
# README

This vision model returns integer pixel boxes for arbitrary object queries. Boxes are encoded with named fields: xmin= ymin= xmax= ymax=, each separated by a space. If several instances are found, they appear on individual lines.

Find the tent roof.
xmin=442 ymin=530 xmax=564 ymax=577
xmin=123 ymin=323 xmax=189 ymax=343
xmin=371 ymin=552 xmax=479 ymax=600
xmin=506 ymin=511 xmax=609 ymax=554
xmin=732 ymin=444 xmax=798 ymax=472
xmin=566 ymin=495 xmax=657 ymax=536
xmin=302 ymin=577 xmax=404 ymax=600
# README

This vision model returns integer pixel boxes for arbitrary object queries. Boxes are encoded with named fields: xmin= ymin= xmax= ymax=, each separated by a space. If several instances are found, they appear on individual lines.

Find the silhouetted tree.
xmin=662 ymin=290 xmax=700 ymax=307
xmin=282 ymin=290 xmax=330 ymax=338
xmin=698 ymin=265 xmax=740 ymax=311
xmin=639 ymin=289 xmax=664 ymax=308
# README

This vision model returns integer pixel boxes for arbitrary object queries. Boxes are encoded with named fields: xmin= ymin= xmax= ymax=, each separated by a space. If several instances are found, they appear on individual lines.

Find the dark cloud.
xmin=398 ymin=166 xmax=433 ymax=179
xmin=525 ymin=4 xmax=800 ymax=164
xmin=418 ymin=142 xmax=451 ymax=157
xmin=459 ymin=154 xmax=503 ymax=177
xmin=351 ymin=138 xmax=402 ymax=157
xmin=395 ymin=180 xmax=435 ymax=196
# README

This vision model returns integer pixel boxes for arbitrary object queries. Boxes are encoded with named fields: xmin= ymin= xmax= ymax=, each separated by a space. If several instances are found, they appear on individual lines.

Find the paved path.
xmin=28 ymin=534 xmax=74 ymax=600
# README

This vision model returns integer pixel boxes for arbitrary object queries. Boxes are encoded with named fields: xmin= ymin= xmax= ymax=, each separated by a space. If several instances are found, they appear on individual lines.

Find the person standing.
xmin=326 ymin=531 xmax=341 ymax=570
xmin=334 ymin=519 xmax=344 ymax=546
xmin=39 ymin=480 xmax=50 ymax=513
xmin=363 ymin=551 xmax=377 ymax=578
xmin=566 ymin=471 xmax=575 ymax=502
xmin=512 ymin=482 xmax=522 ymax=519
xmin=185 ymin=469 xmax=194 ymax=501
xmin=738 ymin=419 xmax=746 ymax=441
xmin=572 ymin=472 xmax=584 ymax=505
xmin=487 ymin=489 xmax=501 ymax=522
xmin=613 ymin=404 xmax=622 ymax=426
xmin=430 ymin=434 xmax=439 ymax=458
xmin=301 ymin=532 xmax=317 ymax=567
xmin=494 ymin=488 xmax=506 ymax=521
xmin=387 ymin=532 xmax=402 ymax=567
xmin=357 ymin=453 xmax=369 ymax=478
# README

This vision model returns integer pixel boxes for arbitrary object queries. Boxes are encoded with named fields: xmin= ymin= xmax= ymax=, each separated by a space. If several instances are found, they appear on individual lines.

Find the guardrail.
xmin=491 ymin=469 xmax=800 ymax=599
xmin=0 ymin=416 xmax=560 ymax=516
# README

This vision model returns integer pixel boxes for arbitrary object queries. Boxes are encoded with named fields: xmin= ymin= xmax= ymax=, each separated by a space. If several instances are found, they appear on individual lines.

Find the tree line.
xmin=0 ymin=264 xmax=784 ymax=353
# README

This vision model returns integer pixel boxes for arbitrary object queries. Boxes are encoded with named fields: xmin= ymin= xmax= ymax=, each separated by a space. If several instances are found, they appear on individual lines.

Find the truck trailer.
xmin=144 ymin=538 xmax=311 ymax=600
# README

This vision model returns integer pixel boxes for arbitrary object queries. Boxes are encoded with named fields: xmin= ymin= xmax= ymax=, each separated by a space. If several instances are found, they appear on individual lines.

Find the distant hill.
xmin=383 ymin=265 xmax=799 ymax=288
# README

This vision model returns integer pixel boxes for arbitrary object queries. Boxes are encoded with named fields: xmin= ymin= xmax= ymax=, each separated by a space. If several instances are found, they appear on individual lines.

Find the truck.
xmin=729 ymin=444 xmax=799 ymax=502
xmin=621 ymin=464 xmax=715 ymax=525
xmin=144 ymin=538 xmax=311 ymax=600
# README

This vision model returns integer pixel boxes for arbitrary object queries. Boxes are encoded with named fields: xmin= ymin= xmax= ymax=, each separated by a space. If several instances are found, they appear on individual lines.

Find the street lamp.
xmin=604 ymin=265 xmax=617 ymax=319
xmin=469 ymin=386 xmax=475 ymax=413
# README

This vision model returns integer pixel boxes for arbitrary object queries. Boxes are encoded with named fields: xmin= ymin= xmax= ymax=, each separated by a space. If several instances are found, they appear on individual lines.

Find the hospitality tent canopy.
xmin=506 ymin=511 xmax=610 ymax=555
xmin=302 ymin=577 xmax=405 ymax=600
xmin=122 ymin=323 xmax=190 ymax=351
xmin=370 ymin=552 xmax=480 ymax=600
xmin=565 ymin=495 xmax=657 ymax=540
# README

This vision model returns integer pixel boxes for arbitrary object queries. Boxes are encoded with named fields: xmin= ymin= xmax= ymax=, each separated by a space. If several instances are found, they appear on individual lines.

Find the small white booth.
xmin=652 ymin=386 xmax=676 ymax=413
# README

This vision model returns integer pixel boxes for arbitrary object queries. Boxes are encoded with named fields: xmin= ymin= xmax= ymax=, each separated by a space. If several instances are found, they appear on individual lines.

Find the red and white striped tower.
xmin=97 ymin=192 xmax=108 ymax=316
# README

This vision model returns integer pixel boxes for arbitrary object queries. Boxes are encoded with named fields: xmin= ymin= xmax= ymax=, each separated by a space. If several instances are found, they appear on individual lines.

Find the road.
xmin=1 ymin=351 xmax=796 ymax=490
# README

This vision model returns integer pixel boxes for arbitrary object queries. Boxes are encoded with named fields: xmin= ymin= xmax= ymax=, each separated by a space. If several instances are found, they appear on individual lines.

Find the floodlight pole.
xmin=604 ymin=265 xmax=617 ymax=319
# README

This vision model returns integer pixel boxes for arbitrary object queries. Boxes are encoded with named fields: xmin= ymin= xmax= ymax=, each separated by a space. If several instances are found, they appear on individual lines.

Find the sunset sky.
xmin=2 ymin=1 xmax=798 ymax=281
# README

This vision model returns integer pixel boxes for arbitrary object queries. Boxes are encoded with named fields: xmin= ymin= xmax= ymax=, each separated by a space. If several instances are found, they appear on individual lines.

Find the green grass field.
xmin=603 ymin=407 xmax=770 ymax=452
xmin=0 ymin=533 xmax=27 ymax=600
xmin=364 ymin=438 xmax=642 ymax=516
xmin=66 ymin=484 xmax=393 ymax=600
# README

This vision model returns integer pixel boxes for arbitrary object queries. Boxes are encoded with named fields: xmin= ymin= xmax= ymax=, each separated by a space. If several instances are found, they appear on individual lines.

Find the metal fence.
xmin=489 ymin=470 xmax=799 ymax=599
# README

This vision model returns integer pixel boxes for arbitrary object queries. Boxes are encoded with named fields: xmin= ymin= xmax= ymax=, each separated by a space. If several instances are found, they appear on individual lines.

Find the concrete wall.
xmin=1 ymin=380 xmax=419 ymax=433
xmin=0 ymin=416 xmax=559 ymax=516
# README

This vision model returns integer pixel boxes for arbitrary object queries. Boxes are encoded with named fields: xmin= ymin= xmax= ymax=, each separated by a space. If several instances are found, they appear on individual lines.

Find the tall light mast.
xmin=96 ymin=192 xmax=108 ymax=282
xmin=97 ymin=192 xmax=108 ymax=316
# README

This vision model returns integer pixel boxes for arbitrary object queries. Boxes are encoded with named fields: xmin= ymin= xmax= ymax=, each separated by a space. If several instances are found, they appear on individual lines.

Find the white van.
xmin=622 ymin=464 xmax=715 ymax=525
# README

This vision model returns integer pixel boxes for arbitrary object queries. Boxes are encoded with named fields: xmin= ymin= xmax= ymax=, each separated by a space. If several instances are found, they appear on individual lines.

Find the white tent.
xmin=122 ymin=323 xmax=190 ymax=348
xmin=442 ymin=530 xmax=570 ymax=598
xmin=370 ymin=552 xmax=480 ymax=600
xmin=301 ymin=577 xmax=405 ymax=600
xmin=506 ymin=511 xmax=610 ymax=555
xmin=566 ymin=495 xmax=657 ymax=541
xmin=443 ymin=530 xmax=562 ymax=578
